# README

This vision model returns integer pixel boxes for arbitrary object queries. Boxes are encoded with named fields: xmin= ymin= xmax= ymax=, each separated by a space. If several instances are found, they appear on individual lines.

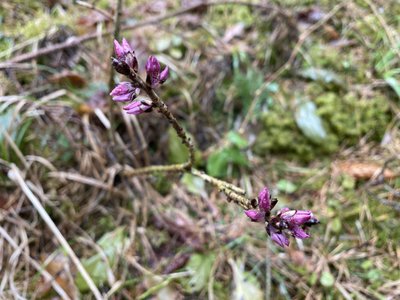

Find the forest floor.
xmin=0 ymin=0 xmax=400 ymax=299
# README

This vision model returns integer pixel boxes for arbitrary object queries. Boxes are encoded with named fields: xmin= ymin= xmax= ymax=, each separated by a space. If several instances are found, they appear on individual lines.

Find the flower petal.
xmin=291 ymin=226 xmax=310 ymax=239
xmin=159 ymin=66 xmax=169 ymax=84
xmin=113 ymin=40 xmax=124 ymax=58
xmin=123 ymin=101 xmax=140 ymax=110
xmin=267 ymin=225 xmax=289 ymax=247
xmin=121 ymin=38 xmax=133 ymax=54
xmin=112 ymin=93 xmax=133 ymax=102
xmin=280 ymin=209 xmax=312 ymax=226
xmin=258 ymin=187 xmax=271 ymax=213
xmin=244 ymin=210 xmax=265 ymax=222
xmin=110 ymin=82 xmax=132 ymax=96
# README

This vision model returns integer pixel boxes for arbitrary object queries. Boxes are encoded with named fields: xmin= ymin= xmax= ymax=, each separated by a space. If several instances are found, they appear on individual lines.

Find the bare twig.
xmin=8 ymin=165 xmax=103 ymax=300
xmin=133 ymin=74 xmax=196 ymax=170
xmin=109 ymin=0 xmax=124 ymax=91
xmin=122 ymin=73 xmax=255 ymax=209
xmin=108 ymin=0 xmax=124 ymax=139
xmin=76 ymin=0 xmax=114 ymax=21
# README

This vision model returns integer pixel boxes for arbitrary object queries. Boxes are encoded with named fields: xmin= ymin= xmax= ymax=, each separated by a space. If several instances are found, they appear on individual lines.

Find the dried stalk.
xmin=9 ymin=165 xmax=104 ymax=300
xmin=123 ymin=72 xmax=256 ymax=210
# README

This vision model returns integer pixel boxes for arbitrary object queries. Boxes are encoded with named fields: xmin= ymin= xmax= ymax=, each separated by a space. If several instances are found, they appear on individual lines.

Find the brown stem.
xmin=108 ymin=0 xmax=124 ymax=139
xmin=134 ymin=75 xmax=195 ymax=170
xmin=122 ymin=72 xmax=257 ymax=210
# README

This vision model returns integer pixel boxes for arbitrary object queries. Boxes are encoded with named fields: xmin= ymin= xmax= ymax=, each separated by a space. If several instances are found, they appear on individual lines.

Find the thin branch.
xmin=134 ymin=74 xmax=196 ymax=170
xmin=123 ymin=162 xmax=190 ymax=176
xmin=76 ymin=0 xmax=114 ymax=21
xmin=108 ymin=0 xmax=124 ymax=140
xmin=8 ymin=164 xmax=104 ymax=300
xmin=123 ymin=73 xmax=255 ymax=209
xmin=0 ymin=0 xmax=290 ymax=69
xmin=109 ymin=0 xmax=124 ymax=90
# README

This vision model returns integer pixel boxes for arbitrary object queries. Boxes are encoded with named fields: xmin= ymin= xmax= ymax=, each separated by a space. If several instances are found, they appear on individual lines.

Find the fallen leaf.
xmin=334 ymin=161 xmax=397 ymax=180
xmin=223 ymin=23 xmax=245 ymax=43
xmin=229 ymin=259 xmax=263 ymax=300
xmin=36 ymin=253 xmax=79 ymax=299
xmin=49 ymin=70 xmax=87 ymax=88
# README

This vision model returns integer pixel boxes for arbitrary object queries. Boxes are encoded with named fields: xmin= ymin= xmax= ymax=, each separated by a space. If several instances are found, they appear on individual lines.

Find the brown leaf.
xmin=76 ymin=103 xmax=93 ymax=115
xmin=163 ymin=253 xmax=191 ymax=274
xmin=36 ymin=253 xmax=79 ymax=299
xmin=334 ymin=161 xmax=397 ymax=180
xmin=49 ymin=70 xmax=86 ymax=88
xmin=223 ymin=23 xmax=245 ymax=43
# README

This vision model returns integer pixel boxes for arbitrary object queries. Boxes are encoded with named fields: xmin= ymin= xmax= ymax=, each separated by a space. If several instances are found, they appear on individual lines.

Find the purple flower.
xmin=244 ymin=187 xmax=272 ymax=222
xmin=290 ymin=226 xmax=310 ymax=239
xmin=112 ymin=38 xmax=138 ymax=75
xmin=110 ymin=82 xmax=140 ymax=102
xmin=267 ymin=225 xmax=289 ymax=248
xmin=145 ymin=56 xmax=169 ymax=87
xmin=245 ymin=186 xmax=319 ymax=248
xmin=258 ymin=187 xmax=271 ymax=212
xmin=279 ymin=209 xmax=313 ymax=226
xmin=123 ymin=100 xmax=152 ymax=115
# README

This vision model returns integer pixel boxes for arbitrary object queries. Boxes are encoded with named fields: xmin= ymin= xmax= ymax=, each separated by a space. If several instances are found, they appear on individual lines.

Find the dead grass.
xmin=1 ymin=0 xmax=400 ymax=299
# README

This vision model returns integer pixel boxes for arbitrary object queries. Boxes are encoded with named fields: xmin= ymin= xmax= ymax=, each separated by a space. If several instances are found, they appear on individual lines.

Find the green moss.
xmin=12 ymin=10 xmax=75 ymax=39
xmin=315 ymin=92 xmax=390 ymax=143
xmin=208 ymin=5 xmax=254 ymax=29
xmin=254 ymin=99 xmax=338 ymax=162
xmin=254 ymin=90 xmax=390 ymax=162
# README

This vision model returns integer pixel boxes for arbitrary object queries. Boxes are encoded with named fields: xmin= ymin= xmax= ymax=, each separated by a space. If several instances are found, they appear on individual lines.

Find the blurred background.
xmin=0 ymin=0 xmax=399 ymax=299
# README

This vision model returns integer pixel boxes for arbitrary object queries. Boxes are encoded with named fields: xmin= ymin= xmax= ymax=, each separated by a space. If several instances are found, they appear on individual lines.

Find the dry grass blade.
xmin=0 ymin=227 xmax=71 ymax=300
xmin=8 ymin=164 xmax=104 ymax=300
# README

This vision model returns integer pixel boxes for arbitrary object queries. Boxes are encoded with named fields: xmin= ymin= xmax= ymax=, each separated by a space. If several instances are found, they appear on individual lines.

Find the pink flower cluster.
xmin=110 ymin=38 xmax=169 ymax=115
xmin=245 ymin=187 xmax=319 ymax=247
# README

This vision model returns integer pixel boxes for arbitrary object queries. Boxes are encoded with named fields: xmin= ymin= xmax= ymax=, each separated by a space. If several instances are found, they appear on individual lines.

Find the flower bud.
xmin=244 ymin=210 xmax=265 ymax=222
xmin=112 ymin=38 xmax=138 ymax=74
xmin=258 ymin=187 xmax=271 ymax=213
xmin=159 ymin=66 xmax=169 ymax=84
xmin=145 ymin=55 xmax=169 ymax=87
xmin=110 ymin=82 xmax=139 ymax=102
xmin=123 ymin=101 xmax=152 ymax=115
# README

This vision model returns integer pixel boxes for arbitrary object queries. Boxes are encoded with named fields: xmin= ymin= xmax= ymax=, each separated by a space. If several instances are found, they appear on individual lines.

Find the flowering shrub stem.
xmin=120 ymin=72 xmax=258 ymax=209
xmin=111 ymin=38 xmax=318 ymax=246
xmin=128 ymin=72 xmax=195 ymax=170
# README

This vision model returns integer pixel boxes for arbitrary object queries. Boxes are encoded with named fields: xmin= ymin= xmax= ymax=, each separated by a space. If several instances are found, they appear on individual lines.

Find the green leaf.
xmin=75 ymin=228 xmax=127 ymax=291
xmin=276 ymin=179 xmax=297 ymax=194
xmin=227 ymin=131 xmax=248 ymax=149
xmin=385 ymin=76 xmax=400 ymax=99
xmin=298 ymin=68 xmax=344 ymax=87
xmin=206 ymin=147 xmax=248 ymax=178
xmin=367 ymin=269 xmax=381 ymax=281
xmin=181 ymin=173 xmax=206 ymax=197
xmin=230 ymin=259 xmax=263 ymax=300
xmin=295 ymin=101 xmax=327 ymax=144
xmin=331 ymin=218 xmax=342 ymax=233
xmin=185 ymin=253 xmax=216 ymax=292
xmin=0 ymin=109 xmax=14 ymax=142
xmin=320 ymin=271 xmax=335 ymax=287
xmin=168 ymin=127 xmax=189 ymax=164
